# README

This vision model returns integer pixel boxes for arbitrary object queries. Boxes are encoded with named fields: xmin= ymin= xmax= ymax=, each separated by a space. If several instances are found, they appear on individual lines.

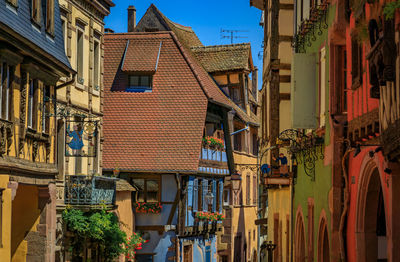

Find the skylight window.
xmin=126 ymin=75 xmax=152 ymax=92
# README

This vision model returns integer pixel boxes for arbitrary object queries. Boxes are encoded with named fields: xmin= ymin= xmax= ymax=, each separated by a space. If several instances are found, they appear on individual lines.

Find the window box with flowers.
xmin=195 ymin=211 xmax=225 ymax=222
xmin=202 ymin=136 xmax=224 ymax=150
xmin=133 ymin=202 xmax=162 ymax=214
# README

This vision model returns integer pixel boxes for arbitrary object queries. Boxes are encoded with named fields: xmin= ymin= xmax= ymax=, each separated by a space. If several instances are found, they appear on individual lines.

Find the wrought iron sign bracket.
xmin=278 ymin=129 xmax=324 ymax=181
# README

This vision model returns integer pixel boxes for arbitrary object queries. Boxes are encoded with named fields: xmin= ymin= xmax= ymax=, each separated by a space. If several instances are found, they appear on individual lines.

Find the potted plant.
xmin=113 ymin=166 xmax=120 ymax=177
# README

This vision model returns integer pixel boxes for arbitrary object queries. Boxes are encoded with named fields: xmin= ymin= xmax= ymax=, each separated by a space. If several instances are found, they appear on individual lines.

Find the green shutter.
xmin=291 ymin=53 xmax=317 ymax=129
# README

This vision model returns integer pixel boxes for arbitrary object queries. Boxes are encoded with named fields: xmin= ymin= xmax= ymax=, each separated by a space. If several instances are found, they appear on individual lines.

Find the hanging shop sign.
xmin=65 ymin=120 xmax=98 ymax=157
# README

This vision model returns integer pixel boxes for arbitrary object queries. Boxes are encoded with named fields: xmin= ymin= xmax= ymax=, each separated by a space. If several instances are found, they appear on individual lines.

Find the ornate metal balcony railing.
xmin=293 ymin=3 xmax=329 ymax=53
xmin=65 ymin=175 xmax=117 ymax=206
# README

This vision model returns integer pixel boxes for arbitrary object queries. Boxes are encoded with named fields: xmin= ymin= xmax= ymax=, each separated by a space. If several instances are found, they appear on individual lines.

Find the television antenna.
xmin=220 ymin=29 xmax=248 ymax=44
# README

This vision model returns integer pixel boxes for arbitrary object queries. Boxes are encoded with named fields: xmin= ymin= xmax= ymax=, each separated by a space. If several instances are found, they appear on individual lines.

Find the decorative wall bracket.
xmin=278 ymin=129 xmax=324 ymax=180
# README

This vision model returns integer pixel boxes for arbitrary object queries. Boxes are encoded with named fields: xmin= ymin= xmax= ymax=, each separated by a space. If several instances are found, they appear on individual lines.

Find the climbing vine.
xmin=62 ymin=207 xmax=127 ymax=261
xmin=384 ymin=1 xmax=400 ymax=19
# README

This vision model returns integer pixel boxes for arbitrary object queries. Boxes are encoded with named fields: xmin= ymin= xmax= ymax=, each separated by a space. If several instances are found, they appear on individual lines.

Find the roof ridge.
xmin=169 ymin=31 xmax=232 ymax=109
xmin=191 ymin=43 xmax=251 ymax=50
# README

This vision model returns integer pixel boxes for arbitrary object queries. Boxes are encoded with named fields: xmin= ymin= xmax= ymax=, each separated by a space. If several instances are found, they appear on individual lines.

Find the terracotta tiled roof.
xmin=103 ymin=31 xmax=232 ymax=172
xmin=149 ymin=4 xmax=203 ymax=48
xmin=190 ymin=44 xmax=254 ymax=73
xmin=121 ymin=39 xmax=162 ymax=73
xmin=116 ymin=179 xmax=136 ymax=192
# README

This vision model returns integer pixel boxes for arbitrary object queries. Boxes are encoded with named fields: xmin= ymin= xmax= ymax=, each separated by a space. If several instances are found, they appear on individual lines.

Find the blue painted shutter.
xmin=219 ymin=180 xmax=224 ymax=213
xmin=212 ymin=180 xmax=217 ymax=212
xmin=187 ymin=177 xmax=194 ymax=207
xmin=202 ymin=179 xmax=208 ymax=211
xmin=193 ymin=178 xmax=198 ymax=212
xmin=187 ymin=177 xmax=194 ymax=226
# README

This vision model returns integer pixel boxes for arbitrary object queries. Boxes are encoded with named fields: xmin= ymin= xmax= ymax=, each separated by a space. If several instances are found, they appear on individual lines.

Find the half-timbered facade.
xmin=0 ymin=0 xmax=73 ymax=260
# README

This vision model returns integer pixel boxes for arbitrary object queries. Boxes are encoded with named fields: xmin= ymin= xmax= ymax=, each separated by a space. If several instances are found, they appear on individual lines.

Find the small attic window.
xmin=126 ymin=75 xmax=152 ymax=92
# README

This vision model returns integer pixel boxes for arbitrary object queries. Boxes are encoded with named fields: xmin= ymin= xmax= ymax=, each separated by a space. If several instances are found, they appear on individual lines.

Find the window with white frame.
xmin=93 ymin=39 xmax=100 ymax=91
xmin=0 ymin=62 xmax=13 ymax=121
xmin=27 ymin=79 xmax=37 ymax=129
xmin=76 ymin=26 xmax=84 ymax=84
xmin=61 ymin=17 xmax=67 ymax=55
xmin=42 ymin=85 xmax=50 ymax=134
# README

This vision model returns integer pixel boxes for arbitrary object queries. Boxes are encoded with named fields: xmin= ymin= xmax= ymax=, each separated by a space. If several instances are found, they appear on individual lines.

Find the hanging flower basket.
xmin=195 ymin=211 xmax=225 ymax=221
xmin=203 ymin=136 xmax=224 ymax=149
xmin=133 ymin=202 xmax=162 ymax=214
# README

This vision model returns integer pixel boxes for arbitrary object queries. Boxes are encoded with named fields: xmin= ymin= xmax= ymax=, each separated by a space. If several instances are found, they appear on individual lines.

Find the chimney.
xmin=252 ymin=67 xmax=258 ymax=99
xmin=127 ymin=5 xmax=136 ymax=32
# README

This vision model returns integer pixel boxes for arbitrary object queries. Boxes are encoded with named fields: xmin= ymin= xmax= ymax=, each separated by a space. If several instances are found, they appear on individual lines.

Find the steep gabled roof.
xmin=103 ymin=31 xmax=233 ymax=172
xmin=135 ymin=4 xmax=203 ymax=48
xmin=190 ymin=43 xmax=254 ymax=73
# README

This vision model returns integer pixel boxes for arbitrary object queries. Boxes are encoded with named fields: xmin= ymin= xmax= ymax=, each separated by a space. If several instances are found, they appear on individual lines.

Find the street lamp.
xmin=231 ymin=172 xmax=242 ymax=195
xmin=231 ymin=172 xmax=242 ymax=205
xmin=265 ymin=241 xmax=276 ymax=262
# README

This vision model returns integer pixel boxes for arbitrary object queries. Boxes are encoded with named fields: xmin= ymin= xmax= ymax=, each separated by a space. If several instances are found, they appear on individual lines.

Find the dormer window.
xmin=127 ymin=75 xmax=152 ymax=92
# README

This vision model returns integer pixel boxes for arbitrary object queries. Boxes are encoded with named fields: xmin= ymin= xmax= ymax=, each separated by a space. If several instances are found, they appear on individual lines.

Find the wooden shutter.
xmin=193 ymin=179 xmax=198 ymax=212
xmin=253 ymin=176 xmax=257 ymax=205
xmin=212 ymin=180 xmax=217 ymax=212
xmin=219 ymin=180 xmax=223 ymax=213
xmin=246 ymin=175 xmax=250 ymax=205
xmin=291 ymin=53 xmax=317 ymax=129
xmin=202 ymin=179 xmax=208 ymax=211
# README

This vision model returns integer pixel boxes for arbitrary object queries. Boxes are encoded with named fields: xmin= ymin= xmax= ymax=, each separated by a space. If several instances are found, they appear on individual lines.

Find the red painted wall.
xmin=345 ymin=3 xmax=392 ymax=261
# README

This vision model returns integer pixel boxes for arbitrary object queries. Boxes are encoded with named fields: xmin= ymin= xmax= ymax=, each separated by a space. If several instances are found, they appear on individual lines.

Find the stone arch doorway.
xmin=295 ymin=210 xmax=306 ymax=262
xmin=356 ymin=162 xmax=388 ymax=262
xmin=317 ymin=215 xmax=330 ymax=262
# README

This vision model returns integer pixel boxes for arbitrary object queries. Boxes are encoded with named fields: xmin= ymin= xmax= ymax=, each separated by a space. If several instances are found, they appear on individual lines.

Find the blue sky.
xmin=104 ymin=0 xmax=264 ymax=89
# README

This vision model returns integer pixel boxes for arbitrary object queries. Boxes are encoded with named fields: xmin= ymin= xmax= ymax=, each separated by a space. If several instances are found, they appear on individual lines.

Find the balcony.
xmin=183 ymin=220 xmax=222 ymax=237
xmin=348 ymin=109 xmax=380 ymax=144
xmin=379 ymin=82 xmax=400 ymax=161
xmin=65 ymin=175 xmax=117 ymax=206
xmin=262 ymin=171 xmax=292 ymax=186
xmin=198 ymin=139 xmax=229 ymax=175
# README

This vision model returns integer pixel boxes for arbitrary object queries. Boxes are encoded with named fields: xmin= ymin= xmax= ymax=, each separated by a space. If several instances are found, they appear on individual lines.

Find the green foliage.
xmin=384 ymin=1 xmax=400 ymax=20
xmin=62 ymin=207 xmax=127 ymax=261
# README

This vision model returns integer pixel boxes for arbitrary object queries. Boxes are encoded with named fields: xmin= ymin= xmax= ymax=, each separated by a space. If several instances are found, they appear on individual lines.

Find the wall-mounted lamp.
xmin=353 ymin=144 xmax=381 ymax=158
xmin=384 ymin=168 xmax=392 ymax=174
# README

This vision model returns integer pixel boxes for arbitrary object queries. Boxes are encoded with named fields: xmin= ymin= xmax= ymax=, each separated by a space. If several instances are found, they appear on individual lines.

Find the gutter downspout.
xmin=290 ymin=168 xmax=295 ymax=262
xmin=56 ymin=73 xmax=76 ymax=89
xmin=175 ymin=173 xmax=181 ymax=262
xmin=339 ymin=148 xmax=354 ymax=261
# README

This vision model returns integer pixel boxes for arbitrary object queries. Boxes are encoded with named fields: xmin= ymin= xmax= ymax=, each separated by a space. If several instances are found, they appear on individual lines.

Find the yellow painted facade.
xmin=57 ymin=0 xmax=106 ymax=179
xmin=0 ymin=52 xmax=62 ymax=262
xmin=255 ymin=0 xmax=294 ymax=260
xmin=266 ymin=187 xmax=292 ymax=262
xmin=231 ymin=152 xmax=259 ymax=262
